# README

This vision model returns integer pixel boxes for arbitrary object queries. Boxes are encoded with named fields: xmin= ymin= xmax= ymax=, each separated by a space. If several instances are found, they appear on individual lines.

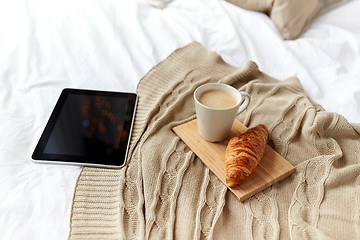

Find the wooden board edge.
xmin=237 ymin=166 xmax=296 ymax=202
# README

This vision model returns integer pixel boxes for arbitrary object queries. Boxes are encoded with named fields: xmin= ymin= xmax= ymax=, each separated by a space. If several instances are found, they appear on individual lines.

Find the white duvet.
xmin=0 ymin=0 xmax=359 ymax=239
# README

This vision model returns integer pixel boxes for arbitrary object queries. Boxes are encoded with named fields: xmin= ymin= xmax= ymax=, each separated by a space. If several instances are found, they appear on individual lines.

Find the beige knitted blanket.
xmin=69 ymin=42 xmax=360 ymax=239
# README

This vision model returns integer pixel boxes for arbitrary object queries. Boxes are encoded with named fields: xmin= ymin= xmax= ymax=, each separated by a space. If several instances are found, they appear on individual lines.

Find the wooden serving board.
xmin=173 ymin=119 xmax=295 ymax=202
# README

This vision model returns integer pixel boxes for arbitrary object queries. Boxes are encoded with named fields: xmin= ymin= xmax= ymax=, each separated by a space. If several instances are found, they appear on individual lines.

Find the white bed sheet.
xmin=0 ymin=0 xmax=359 ymax=239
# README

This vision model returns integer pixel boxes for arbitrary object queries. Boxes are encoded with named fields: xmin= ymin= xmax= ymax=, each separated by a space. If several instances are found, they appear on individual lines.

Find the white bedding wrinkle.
xmin=0 ymin=0 xmax=359 ymax=239
xmin=147 ymin=0 xmax=173 ymax=9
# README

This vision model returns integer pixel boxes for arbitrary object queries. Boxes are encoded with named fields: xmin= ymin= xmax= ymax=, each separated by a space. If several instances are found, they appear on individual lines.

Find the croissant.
xmin=225 ymin=124 xmax=269 ymax=188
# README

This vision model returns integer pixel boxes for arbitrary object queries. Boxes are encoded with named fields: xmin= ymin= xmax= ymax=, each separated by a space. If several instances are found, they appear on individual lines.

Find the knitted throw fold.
xmin=69 ymin=42 xmax=360 ymax=239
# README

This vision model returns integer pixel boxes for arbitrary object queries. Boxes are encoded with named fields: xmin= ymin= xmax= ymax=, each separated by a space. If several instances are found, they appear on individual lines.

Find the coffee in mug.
xmin=198 ymin=89 xmax=238 ymax=109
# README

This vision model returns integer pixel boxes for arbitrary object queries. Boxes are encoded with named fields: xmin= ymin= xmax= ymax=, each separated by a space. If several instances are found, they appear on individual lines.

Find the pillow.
xmin=226 ymin=0 xmax=323 ymax=40
xmin=226 ymin=0 xmax=273 ymax=13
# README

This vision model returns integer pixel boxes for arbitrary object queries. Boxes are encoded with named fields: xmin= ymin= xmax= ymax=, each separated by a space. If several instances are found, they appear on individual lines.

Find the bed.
xmin=0 ymin=0 xmax=359 ymax=239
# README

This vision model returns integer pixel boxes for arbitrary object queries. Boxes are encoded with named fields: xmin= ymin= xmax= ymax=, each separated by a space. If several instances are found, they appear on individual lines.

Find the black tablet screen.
xmin=32 ymin=89 xmax=137 ymax=167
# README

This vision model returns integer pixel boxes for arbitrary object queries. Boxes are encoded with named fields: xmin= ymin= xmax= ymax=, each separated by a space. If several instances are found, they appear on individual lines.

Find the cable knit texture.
xmin=68 ymin=42 xmax=360 ymax=239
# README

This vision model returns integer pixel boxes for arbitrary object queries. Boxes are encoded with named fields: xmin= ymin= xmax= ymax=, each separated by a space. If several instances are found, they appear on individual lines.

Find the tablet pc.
xmin=32 ymin=88 xmax=137 ymax=168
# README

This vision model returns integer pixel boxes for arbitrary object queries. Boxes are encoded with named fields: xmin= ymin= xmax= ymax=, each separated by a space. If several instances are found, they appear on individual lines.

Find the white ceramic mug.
xmin=194 ymin=83 xmax=250 ymax=142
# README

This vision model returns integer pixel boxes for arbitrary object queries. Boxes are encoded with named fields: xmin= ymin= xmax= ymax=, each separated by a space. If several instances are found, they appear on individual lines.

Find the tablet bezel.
xmin=32 ymin=88 xmax=137 ymax=168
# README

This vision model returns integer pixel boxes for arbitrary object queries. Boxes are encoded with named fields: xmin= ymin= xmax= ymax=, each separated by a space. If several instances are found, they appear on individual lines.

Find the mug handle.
xmin=237 ymin=92 xmax=250 ymax=114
